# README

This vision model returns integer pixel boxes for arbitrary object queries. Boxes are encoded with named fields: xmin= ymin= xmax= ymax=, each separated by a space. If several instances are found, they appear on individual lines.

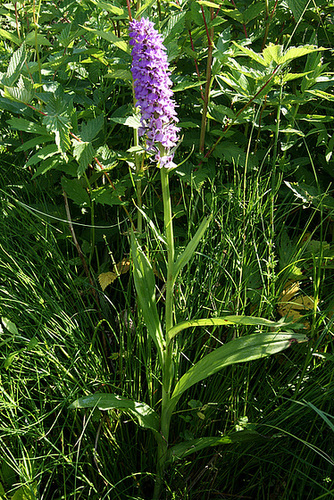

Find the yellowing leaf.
xmin=98 ymin=258 xmax=131 ymax=291
xmin=278 ymin=280 xmax=315 ymax=327
xmin=98 ymin=272 xmax=117 ymax=291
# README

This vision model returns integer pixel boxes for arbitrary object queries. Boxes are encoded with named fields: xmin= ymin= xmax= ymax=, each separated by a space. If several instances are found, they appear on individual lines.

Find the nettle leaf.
xmin=25 ymin=31 xmax=52 ymax=46
xmin=0 ymin=27 xmax=21 ymax=45
xmin=4 ymin=43 xmax=26 ymax=87
xmin=72 ymin=139 xmax=95 ymax=177
xmin=43 ymin=96 xmax=71 ymax=153
xmin=68 ymin=393 xmax=160 ymax=433
xmin=61 ymin=177 xmax=90 ymax=206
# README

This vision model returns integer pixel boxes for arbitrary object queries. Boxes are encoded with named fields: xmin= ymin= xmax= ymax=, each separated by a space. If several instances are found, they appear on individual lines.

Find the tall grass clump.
xmin=0 ymin=0 xmax=333 ymax=499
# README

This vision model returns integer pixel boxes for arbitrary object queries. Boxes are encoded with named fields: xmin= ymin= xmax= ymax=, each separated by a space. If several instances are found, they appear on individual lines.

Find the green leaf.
xmin=173 ymin=216 xmax=212 ymax=283
xmin=68 ymin=393 xmax=160 ymax=432
xmin=11 ymin=482 xmax=38 ymax=500
xmin=4 ymin=75 xmax=34 ymax=104
xmin=286 ymin=0 xmax=308 ymax=21
xmin=169 ymin=332 xmax=307 ymax=408
xmin=279 ymin=45 xmax=323 ymax=65
xmin=25 ymin=31 xmax=52 ymax=46
xmin=15 ymin=135 xmax=53 ymax=152
xmin=131 ymin=231 xmax=165 ymax=355
xmin=168 ymin=315 xmax=297 ymax=340
xmin=61 ymin=177 xmax=90 ymax=206
xmin=26 ymin=144 xmax=59 ymax=167
xmin=81 ymin=26 xmax=130 ymax=54
xmin=167 ymin=430 xmax=264 ymax=462
xmin=7 ymin=117 xmax=48 ymax=135
xmin=43 ymin=96 xmax=71 ymax=153
xmin=72 ymin=139 xmax=95 ymax=177
xmin=0 ymin=27 xmax=20 ymax=45
xmin=4 ymin=43 xmax=26 ymax=86
xmin=109 ymin=114 xmax=141 ymax=129
xmin=80 ymin=114 xmax=104 ymax=142
xmin=232 ymin=42 xmax=267 ymax=67
xmin=1 ymin=318 xmax=19 ymax=335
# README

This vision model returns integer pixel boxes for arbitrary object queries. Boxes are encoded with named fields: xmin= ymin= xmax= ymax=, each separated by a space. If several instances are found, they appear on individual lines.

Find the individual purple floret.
xmin=129 ymin=17 xmax=180 ymax=169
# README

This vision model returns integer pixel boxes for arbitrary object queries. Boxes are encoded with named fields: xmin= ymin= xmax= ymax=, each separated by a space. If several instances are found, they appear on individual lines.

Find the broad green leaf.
xmin=91 ymin=184 xmax=127 ymax=206
xmin=11 ymin=482 xmax=37 ymax=500
xmin=68 ymin=393 xmax=159 ymax=432
xmin=89 ymin=0 xmax=125 ymax=16
xmin=7 ymin=117 xmax=48 ymax=135
xmin=243 ymin=2 xmax=265 ymax=23
xmin=61 ymin=177 xmax=90 ymax=206
xmin=169 ymin=332 xmax=307 ymax=409
xmin=173 ymin=216 xmax=212 ymax=283
xmin=173 ymin=80 xmax=206 ymax=92
xmin=80 ymin=114 xmax=104 ymax=142
xmin=167 ymin=430 xmax=264 ymax=462
xmin=32 ymin=157 xmax=63 ymax=179
xmin=15 ymin=135 xmax=53 ymax=152
xmin=1 ymin=318 xmax=19 ymax=335
xmin=279 ymin=46 xmax=323 ymax=65
xmin=168 ymin=315 xmax=295 ymax=340
xmin=232 ymin=42 xmax=267 ymax=67
xmin=82 ymin=26 xmax=130 ymax=54
xmin=131 ymin=231 xmax=165 ymax=355
xmin=43 ymin=96 xmax=71 ymax=153
xmin=0 ymin=27 xmax=20 ymax=45
xmin=5 ymin=43 xmax=26 ymax=87
xmin=286 ymin=0 xmax=308 ymax=21
xmin=72 ymin=139 xmax=95 ymax=176
xmin=109 ymin=114 xmax=141 ymax=129
xmin=263 ymin=44 xmax=283 ymax=65
xmin=26 ymin=144 xmax=59 ymax=167
xmin=4 ymin=74 xmax=34 ymax=104
xmin=25 ymin=31 xmax=52 ymax=46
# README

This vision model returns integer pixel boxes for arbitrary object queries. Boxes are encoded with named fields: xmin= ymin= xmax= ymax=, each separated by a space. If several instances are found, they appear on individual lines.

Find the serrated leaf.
xmin=286 ymin=0 xmax=308 ymax=21
xmin=109 ymin=114 xmax=141 ymax=129
xmin=15 ymin=135 xmax=53 ymax=152
xmin=68 ymin=393 xmax=159 ymax=432
xmin=263 ymin=44 xmax=283 ymax=64
xmin=169 ymin=332 xmax=307 ymax=410
xmin=61 ymin=177 xmax=90 ymax=206
xmin=81 ymin=26 xmax=130 ymax=54
xmin=98 ymin=272 xmax=118 ymax=290
xmin=5 ymin=43 xmax=26 ymax=86
xmin=167 ymin=430 xmax=264 ymax=462
xmin=80 ymin=115 xmax=104 ymax=142
xmin=279 ymin=46 xmax=322 ymax=65
xmin=232 ymin=42 xmax=266 ymax=67
xmin=25 ymin=31 xmax=52 ymax=46
xmin=26 ymin=144 xmax=59 ymax=167
xmin=131 ymin=231 xmax=164 ymax=355
xmin=43 ymin=96 xmax=71 ymax=153
xmin=91 ymin=183 xmax=126 ymax=206
xmin=90 ymin=0 xmax=124 ymax=16
xmin=72 ymin=139 xmax=95 ymax=176
xmin=0 ymin=27 xmax=20 ymax=45
xmin=7 ymin=117 xmax=48 ymax=135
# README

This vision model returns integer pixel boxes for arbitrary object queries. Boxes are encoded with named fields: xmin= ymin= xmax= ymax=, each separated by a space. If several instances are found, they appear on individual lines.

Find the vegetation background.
xmin=0 ymin=0 xmax=333 ymax=498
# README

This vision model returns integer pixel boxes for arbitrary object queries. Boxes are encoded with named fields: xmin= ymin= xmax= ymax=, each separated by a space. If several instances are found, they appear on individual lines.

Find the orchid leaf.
xmin=69 ymin=393 xmax=160 ymax=433
xmin=167 ymin=430 xmax=265 ymax=462
xmin=169 ymin=332 xmax=307 ymax=411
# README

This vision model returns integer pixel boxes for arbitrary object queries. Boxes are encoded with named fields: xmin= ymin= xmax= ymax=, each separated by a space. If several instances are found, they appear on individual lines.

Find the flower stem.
xmin=153 ymin=166 xmax=175 ymax=499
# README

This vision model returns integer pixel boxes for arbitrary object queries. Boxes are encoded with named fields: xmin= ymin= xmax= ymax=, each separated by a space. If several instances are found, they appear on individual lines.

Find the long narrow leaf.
xmin=169 ymin=332 xmax=307 ymax=412
xmin=168 ymin=315 xmax=297 ymax=340
xmin=167 ymin=430 xmax=265 ymax=462
xmin=131 ymin=231 xmax=165 ymax=354
xmin=69 ymin=393 xmax=160 ymax=433
xmin=173 ymin=216 xmax=212 ymax=281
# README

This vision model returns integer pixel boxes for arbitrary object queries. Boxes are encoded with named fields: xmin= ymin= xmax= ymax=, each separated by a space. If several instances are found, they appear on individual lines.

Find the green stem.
xmin=153 ymin=166 xmax=175 ymax=499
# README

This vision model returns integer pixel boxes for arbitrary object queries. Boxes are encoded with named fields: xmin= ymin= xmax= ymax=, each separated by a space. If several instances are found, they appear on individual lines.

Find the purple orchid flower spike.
xmin=129 ymin=17 xmax=180 ymax=169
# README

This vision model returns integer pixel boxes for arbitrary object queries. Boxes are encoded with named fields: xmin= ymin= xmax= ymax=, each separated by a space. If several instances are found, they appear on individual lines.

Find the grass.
xmin=1 ymin=156 xmax=333 ymax=499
